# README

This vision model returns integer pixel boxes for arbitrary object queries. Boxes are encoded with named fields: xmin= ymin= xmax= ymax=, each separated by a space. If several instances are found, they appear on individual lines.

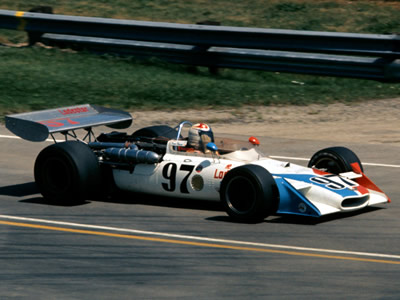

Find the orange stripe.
xmin=1 ymin=220 xmax=400 ymax=265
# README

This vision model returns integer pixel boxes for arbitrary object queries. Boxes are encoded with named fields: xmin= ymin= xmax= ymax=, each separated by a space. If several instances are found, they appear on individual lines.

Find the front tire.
xmin=34 ymin=141 xmax=101 ymax=204
xmin=307 ymin=146 xmax=364 ymax=174
xmin=220 ymin=165 xmax=279 ymax=223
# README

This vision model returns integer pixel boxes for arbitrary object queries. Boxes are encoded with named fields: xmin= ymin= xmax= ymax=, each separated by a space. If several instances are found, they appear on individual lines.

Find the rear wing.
xmin=5 ymin=104 xmax=133 ymax=142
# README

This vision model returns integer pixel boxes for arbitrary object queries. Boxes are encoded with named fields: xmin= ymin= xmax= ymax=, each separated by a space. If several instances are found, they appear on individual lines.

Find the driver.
xmin=187 ymin=123 xmax=214 ymax=153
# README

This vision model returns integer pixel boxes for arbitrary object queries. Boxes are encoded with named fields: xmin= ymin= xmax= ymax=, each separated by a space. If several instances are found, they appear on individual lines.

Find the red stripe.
xmin=351 ymin=163 xmax=391 ymax=203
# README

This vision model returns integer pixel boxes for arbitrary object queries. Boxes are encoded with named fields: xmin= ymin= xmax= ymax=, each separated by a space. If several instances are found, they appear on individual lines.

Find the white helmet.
xmin=188 ymin=123 xmax=214 ymax=151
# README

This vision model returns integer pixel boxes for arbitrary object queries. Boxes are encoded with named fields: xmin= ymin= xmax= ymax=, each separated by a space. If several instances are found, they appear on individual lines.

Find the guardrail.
xmin=40 ymin=33 xmax=400 ymax=80
xmin=1 ymin=9 xmax=400 ymax=81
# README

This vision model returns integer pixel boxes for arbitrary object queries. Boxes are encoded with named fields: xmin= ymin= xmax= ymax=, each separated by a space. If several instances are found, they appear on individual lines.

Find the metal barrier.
xmin=1 ymin=9 xmax=400 ymax=81
xmin=40 ymin=33 xmax=400 ymax=80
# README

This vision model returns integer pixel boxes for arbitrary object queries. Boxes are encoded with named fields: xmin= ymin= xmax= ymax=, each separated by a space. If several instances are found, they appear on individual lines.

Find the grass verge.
xmin=1 ymin=46 xmax=399 ymax=119
xmin=0 ymin=0 xmax=399 ymax=119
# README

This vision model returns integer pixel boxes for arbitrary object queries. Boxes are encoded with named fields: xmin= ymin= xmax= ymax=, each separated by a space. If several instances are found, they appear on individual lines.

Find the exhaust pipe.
xmin=104 ymin=148 xmax=160 ymax=164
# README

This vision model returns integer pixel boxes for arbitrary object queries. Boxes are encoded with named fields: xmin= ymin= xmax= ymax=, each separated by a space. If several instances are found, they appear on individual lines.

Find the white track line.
xmin=0 ymin=134 xmax=21 ymax=140
xmin=1 ymin=215 xmax=399 ymax=260
xmin=0 ymin=134 xmax=63 ymax=143
xmin=269 ymin=155 xmax=309 ymax=161
xmin=270 ymin=155 xmax=400 ymax=168
xmin=1 ymin=134 xmax=399 ymax=168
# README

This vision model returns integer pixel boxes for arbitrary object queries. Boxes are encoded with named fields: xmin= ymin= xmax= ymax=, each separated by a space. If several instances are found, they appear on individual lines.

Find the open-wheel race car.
xmin=6 ymin=104 xmax=391 ymax=223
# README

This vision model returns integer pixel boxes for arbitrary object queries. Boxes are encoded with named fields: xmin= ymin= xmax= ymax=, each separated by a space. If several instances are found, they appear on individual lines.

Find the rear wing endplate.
xmin=5 ymin=104 xmax=133 ymax=142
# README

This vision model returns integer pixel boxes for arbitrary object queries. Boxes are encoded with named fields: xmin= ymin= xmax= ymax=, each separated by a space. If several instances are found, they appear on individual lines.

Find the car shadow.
xmin=0 ymin=182 xmax=39 ymax=197
xmin=19 ymin=197 xmax=91 ymax=207
xmin=2 ymin=182 xmax=385 ymax=222
xmin=0 ymin=181 xmax=222 ymax=211
xmin=99 ymin=192 xmax=224 ymax=212
xmin=207 ymin=206 xmax=385 ymax=225
xmin=269 ymin=206 xmax=384 ymax=225
xmin=0 ymin=182 xmax=90 ymax=207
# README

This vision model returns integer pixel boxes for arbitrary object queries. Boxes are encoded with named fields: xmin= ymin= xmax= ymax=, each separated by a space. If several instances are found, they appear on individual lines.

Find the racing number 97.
xmin=162 ymin=163 xmax=194 ymax=194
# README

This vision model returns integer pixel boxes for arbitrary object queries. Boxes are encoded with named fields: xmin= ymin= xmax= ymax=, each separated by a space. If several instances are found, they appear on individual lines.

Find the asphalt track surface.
xmin=0 ymin=125 xmax=399 ymax=299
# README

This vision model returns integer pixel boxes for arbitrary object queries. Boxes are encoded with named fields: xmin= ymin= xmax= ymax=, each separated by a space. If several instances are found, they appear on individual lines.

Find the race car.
xmin=5 ymin=104 xmax=391 ymax=223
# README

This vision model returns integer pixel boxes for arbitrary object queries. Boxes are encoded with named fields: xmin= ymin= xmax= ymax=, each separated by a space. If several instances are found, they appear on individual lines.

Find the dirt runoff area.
xmin=130 ymin=98 xmax=400 ymax=146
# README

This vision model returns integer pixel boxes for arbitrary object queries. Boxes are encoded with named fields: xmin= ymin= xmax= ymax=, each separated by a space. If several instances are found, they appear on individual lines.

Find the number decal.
xmin=39 ymin=120 xmax=65 ymax=127
xmin=39 ymin=118 xmax=80 ymax=127
xmin=162 ymin=163 xmax=177 ymax=192
xmin=66 ymin=118 xmax=80 ymax=125
xmin=310 ymin=177 xmax=345 ymax=190
xmin=310 ymin=175 xmax=357 ymax=190
xmin=179 ymin=164 xmax=195 ymax=194
xmin=162 ymin=163 xmax=194 ymax=193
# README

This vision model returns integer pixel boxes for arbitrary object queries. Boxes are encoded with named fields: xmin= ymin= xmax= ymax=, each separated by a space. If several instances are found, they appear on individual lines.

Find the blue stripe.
xmin=274 ymin=173 xmax=359 ymax=198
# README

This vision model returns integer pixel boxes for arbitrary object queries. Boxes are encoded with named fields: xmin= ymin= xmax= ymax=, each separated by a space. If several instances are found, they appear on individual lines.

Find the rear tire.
xmin=307 ymin=146 xmax=363 ymax=174
xmin=34 ymin=141 xmax=101 ymax=204
xmin=220 ymin=165 xmax=279 ymax=223
xmin=132 ymin=125 xmax=178 ymax=139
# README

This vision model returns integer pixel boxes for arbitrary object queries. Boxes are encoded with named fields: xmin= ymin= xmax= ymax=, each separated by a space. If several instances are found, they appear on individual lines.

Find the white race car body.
xmin=5 ymin=104 xmax=390 ymax=221
xmin=113 ymin=140 xmax=389 ymax=217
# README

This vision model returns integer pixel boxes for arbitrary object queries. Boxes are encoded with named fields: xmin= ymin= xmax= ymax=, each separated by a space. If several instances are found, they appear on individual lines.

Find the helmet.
xmin=188 ymin=123 xmax=214 ymax=151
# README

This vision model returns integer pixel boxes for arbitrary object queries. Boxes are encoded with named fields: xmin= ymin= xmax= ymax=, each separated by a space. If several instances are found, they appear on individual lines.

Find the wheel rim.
xmin=225 ymin=176 xmax=257 ymax=215
xmin=42 ymin=157 xmax=73 ymax=194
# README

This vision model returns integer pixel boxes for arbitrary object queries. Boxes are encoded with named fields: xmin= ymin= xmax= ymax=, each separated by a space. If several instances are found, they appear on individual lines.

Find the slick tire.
xmin=220 ymin=165 xmax=279 ymax=223
xmin=34 ymin=141 xmax=101 ymax=204
xmin=132 ymin=125 xmax=178 ymax=139
xmin=307 ymin=146 xmax=364 ymax=174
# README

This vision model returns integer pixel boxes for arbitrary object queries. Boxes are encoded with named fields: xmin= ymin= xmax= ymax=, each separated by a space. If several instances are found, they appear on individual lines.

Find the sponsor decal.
xmin=213 ymin=164 xmax=233 ymax=179
xmin=58 ymin=106 xmax=89 ymax=116
xmin=214 ymin=169 xmax=227 ymax=179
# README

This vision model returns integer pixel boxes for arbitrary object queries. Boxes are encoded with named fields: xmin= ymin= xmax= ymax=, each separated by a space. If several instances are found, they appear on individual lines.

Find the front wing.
xmin=274 ymin=171 xmax=389 ymax=217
